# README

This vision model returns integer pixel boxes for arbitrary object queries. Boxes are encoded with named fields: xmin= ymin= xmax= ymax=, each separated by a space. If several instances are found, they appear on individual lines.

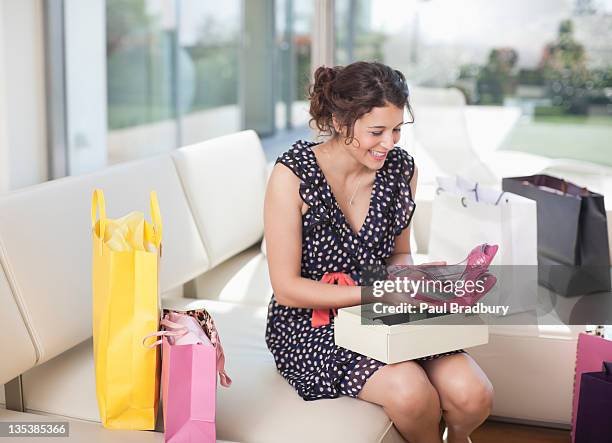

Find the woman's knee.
xmin=446 ymin=376 xmax=494 ymax=418
xmin=384 ymin=365 xmax=441 ymax=420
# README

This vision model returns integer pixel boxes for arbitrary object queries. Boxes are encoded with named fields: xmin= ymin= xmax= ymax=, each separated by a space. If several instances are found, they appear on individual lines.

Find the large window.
xmin=178 ymin=1 xmax=241 ymax=145
xmin=107 ymin=0 xmax=242 ymax=160
xmin=106 ymin=0 xmax=179 ymax=164
xmin=335 ymin=0 xmax=382 ymax=64
xmin=105 ymin=0 xmax=314 ymax=165
xmin=275 ymin=0 xmax=313 ymax=132
xmin=335 ymin=0 xmax=612 ymax=171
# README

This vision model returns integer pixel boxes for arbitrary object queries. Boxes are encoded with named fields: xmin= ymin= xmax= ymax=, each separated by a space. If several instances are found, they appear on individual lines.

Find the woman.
xmin=264 ymin=61 xmax=493 ymax=443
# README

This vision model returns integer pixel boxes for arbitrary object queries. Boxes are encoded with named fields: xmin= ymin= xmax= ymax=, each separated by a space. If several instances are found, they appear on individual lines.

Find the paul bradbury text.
xmin=372 ymin=302 xmax=510 ymax=317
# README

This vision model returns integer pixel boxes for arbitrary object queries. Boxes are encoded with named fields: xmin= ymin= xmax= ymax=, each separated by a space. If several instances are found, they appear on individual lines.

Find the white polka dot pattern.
xmin=265 ymin=140 xmax=464 ymax=401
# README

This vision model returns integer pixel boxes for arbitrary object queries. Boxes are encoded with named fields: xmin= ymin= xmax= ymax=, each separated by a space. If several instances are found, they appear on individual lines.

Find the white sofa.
xmin=0 ymin=130 xmax=404 ymax=442
xmin=0 ymin=130 xmax=579 ymax=442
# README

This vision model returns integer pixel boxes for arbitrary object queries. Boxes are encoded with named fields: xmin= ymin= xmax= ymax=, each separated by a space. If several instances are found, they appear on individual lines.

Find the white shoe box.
xmin=334 ymin=304 xmax=489 ymax=364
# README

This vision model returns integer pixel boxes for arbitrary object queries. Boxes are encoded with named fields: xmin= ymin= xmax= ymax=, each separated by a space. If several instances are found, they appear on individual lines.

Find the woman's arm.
xmin=387 ymin=165 xmax=418 ymax=266
xmin=264 ymin=163 xmax=362 ymax=309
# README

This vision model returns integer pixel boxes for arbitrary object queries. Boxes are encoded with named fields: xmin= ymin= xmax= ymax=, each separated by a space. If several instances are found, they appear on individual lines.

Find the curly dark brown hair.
xmin=308 ymin=61 xmax=414 ymax=145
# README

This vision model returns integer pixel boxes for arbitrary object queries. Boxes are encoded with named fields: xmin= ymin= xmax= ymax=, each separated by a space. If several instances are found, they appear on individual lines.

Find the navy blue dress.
xmin=265 ymin=140 xmax=462 ymax=401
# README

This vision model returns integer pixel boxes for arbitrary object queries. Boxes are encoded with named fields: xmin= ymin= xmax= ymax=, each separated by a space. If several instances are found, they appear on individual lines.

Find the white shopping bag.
xmin=428 ymin=176 xmax=538 ymax=315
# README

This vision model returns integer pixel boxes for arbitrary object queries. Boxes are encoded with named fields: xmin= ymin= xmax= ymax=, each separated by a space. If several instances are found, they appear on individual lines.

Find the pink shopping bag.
xmin=571 ymin=332 xmax=612 ymax=442
xmin=144 ymin=312 xmax=231 ymax=443
xmin=162 ymin=335 xmax=217 ymax=443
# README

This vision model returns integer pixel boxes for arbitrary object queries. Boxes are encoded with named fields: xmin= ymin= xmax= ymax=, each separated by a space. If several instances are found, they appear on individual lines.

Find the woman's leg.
xmin=419 ymin=353 xmax=494 ymax=443
xmin=358 ymin=361 xmax=443 ymax=443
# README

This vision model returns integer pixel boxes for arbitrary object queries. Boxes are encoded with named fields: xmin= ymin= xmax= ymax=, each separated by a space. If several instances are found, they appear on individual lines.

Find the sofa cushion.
xmin=21 ymin=338 xmax=99 ymax=421
xmin=21 ymin=299 xmax=402 ymax=443
xmin=0 ymin=155 xmax=209 ymax=366
xmin=172 ymin=130 xmax=267 ymax=268
xmin=189 ymin=245 xmax=272 ymax=307
xmin=0 ymin=264 xmax=36 ymax=384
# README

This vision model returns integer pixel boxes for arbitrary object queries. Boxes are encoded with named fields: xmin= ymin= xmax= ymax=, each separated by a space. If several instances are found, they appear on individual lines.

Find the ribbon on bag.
xmin=311 ymin=272 xmax=356 ymax=328
xmin=144 ymin=312 xmax=232 ymax=388
xmin=183 ymin=309 xmax=232 ymax=388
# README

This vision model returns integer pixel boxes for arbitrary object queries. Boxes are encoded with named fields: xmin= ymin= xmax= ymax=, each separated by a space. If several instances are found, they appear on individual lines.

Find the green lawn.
xmin=534 ymin=115 xmax=612 ymax=126
xmin=503 ymin=115 xmax=612 ymax=167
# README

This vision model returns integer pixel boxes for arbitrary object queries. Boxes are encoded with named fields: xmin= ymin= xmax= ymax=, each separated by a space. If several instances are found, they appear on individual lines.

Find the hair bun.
xmin=312 ymin=66 xmax=340 ymax=94
xmin=309 ymin=66 xmax=342 ymax=132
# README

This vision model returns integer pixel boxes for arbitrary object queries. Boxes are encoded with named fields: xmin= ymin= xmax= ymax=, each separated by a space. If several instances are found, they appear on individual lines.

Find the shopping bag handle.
xmin=91 ymin=188 xmax=106 ymax=232
xmin=91 ymin=189 xmax=106 ymax=255
xmin=136 ymin=191 xmax=162 ymax=256
xmin=142 ymin=319 xmax=188 ymax=348
xmin=142 ymin=330 xmax=184 ymax=348
xmin=216 ymin=343 xmax=232 ymax=387
xmin=145 ymin=191 xmax=163 ymax=256
xmin=91 ymin=189 xmax=162 ymax=255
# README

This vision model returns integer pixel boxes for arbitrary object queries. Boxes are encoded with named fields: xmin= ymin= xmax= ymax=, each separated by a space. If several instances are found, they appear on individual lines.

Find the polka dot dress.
xmin=265 ymin=140 xmax=464 ymax=401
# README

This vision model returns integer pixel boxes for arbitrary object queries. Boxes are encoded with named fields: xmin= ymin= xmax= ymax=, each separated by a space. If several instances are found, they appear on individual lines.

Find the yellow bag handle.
xmin=91 ymin=189 xmax=106 ymax=237
xmin=91 ymin=189 xmax=106 ymax=255
xmin=92 ymin=189 xmax=162 ymax=255
xmin=149 ymin=191 xmax=163 ymax=255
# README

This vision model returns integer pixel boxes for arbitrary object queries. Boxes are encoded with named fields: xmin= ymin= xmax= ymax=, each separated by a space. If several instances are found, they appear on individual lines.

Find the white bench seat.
xmin=19 ymin=298 xmax=403 ymax=443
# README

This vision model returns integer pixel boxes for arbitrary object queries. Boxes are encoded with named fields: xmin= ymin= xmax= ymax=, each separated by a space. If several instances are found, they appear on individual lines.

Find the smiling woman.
xmin=263 ymin=61 xmax=493 ymax=443
xmin=308 ymin=62 xmax=414 ymax=145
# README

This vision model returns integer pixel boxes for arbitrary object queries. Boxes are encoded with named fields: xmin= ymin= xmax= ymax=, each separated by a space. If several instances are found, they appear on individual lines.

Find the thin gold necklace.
xmin=348 ymin=168 xmax=366 ymax=206
xmin=321 ymin=141 xmax=367 ymax=206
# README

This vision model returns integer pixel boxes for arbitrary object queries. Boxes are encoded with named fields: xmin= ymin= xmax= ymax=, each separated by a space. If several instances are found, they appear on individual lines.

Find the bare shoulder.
xmin=268 ymin=161 xmax=301 ymax=191
xmin=266 ymin=162 xmax=303 ymax=209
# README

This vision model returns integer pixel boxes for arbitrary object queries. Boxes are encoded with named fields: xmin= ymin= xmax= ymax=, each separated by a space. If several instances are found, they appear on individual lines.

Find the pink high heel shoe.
xmin=461 ymin=243 xmax=499 ymax=279
xmin=387 ymin=243 xmax=498 ymax=281
xmin=386 ymin=243 xmax=499 ymax=306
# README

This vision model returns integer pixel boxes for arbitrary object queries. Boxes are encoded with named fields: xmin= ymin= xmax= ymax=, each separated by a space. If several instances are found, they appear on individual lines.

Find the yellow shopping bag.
xmin=91 ymin=189 xmax=162 ymax=430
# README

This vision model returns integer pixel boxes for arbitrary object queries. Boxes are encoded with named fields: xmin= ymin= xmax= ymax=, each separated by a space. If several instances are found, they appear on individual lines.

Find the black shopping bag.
xmin=575 ymin=361 xmax=612 ymax=443
xmin=503 ymin=174 xmax=610 ymax=296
